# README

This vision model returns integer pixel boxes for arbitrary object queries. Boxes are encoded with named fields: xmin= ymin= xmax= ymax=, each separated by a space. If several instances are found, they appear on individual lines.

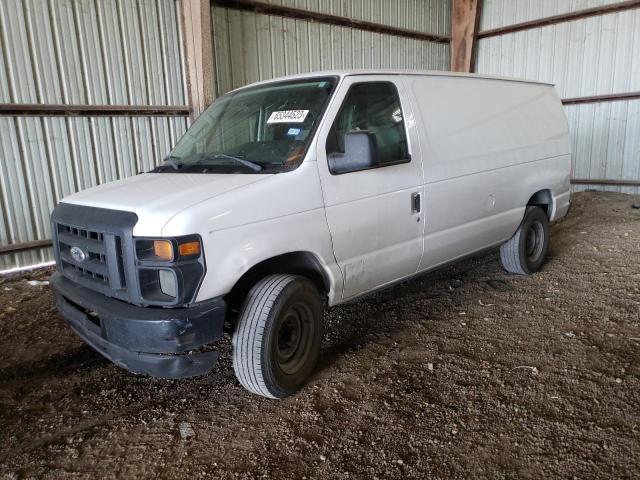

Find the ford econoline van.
xmin=51 ymin=70 xmax=571 ymax=398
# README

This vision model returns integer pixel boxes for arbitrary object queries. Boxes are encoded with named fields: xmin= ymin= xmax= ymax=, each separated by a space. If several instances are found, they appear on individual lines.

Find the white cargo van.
xmin=51 ymin=70 xmax=571 ymax=398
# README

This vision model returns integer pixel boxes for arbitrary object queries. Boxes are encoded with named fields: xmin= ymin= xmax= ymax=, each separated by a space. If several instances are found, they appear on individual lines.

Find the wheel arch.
xmin=224 ymin=251 xmax=331 ymax=314
xmin=527 ymin=189 xmax=553 ymax=218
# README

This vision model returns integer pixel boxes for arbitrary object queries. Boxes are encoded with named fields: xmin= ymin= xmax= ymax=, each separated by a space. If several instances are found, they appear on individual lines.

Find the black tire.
xmin=500 ymin=206 xmax=549 ymax=275
xmin=232 ymin=274 xmax=323 ymax=399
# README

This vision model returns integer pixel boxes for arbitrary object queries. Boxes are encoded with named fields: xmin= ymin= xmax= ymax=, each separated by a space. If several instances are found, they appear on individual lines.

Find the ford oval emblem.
xmin=70 ymin=246 xmax=87 ymax=263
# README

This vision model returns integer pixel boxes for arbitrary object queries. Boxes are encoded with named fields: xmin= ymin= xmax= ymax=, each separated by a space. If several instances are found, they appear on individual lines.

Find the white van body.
xmin=51 ymin=70 xmax=571 ymax=395
xmin=62 ymin=70 xmax=571 ymax=304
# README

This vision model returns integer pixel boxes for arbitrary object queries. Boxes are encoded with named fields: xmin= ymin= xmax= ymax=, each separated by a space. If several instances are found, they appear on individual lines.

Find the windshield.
xmin=153 ymin=77 xmax=337 ymax=174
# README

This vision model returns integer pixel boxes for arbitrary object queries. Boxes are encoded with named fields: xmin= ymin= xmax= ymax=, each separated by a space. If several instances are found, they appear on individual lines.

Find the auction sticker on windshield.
xmin=267 ymin=110 xmax=309 ymax=124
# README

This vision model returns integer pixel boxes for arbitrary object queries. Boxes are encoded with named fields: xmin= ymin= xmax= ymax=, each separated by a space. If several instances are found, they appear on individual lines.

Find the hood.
xmin=61 ymin=173 xmax=272 ymax=236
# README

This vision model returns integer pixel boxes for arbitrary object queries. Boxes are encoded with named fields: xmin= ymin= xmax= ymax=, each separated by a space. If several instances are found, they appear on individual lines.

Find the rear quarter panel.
xmin=406 ymin=75 xmax=571 ymax=270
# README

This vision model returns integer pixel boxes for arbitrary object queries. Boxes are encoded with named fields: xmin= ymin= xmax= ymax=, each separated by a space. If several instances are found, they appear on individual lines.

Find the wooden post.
xmin=451 ymin=0 xmax=482 ymax=73
xmin=181 ymin=0 xmax=215 ymax=120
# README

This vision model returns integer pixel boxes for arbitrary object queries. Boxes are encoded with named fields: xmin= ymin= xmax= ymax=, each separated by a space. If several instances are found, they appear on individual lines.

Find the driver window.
xmin=326 ymin=81 xmax=409 ymax=166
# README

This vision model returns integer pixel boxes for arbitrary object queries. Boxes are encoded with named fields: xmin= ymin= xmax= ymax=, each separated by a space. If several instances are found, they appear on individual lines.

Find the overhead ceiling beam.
xmin=451 ymin=0 xmax=482 ymax=73
xmin=180 ymin=0 xmax=215 ymax=120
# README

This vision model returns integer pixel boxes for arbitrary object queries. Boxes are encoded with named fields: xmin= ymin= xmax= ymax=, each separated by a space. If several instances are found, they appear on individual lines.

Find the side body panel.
xmin=406 ymin=75 xmax=571 ymax=272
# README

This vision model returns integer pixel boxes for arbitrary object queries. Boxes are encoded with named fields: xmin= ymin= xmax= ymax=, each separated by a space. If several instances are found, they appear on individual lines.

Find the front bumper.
xmin=51 ymin=272 xmax=225 ymax=379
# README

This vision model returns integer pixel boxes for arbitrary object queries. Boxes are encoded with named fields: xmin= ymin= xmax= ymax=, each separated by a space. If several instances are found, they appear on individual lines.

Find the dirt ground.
xmin=0 ymin=191 xmax=639 ymax=479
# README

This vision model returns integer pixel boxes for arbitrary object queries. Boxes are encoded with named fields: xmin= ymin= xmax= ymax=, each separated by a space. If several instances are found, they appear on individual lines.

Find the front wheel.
xmin=232 ymin=274 xmax=323 ymax=399
xmin=500 ymin=206 xmax=549 ymax=275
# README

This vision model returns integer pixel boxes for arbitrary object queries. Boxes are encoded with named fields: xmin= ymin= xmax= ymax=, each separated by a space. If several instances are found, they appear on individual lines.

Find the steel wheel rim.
xmin=275 ymin=302 xmax=313 ymax=376
xmin=525 ymin=220 xmax=544 ymax=262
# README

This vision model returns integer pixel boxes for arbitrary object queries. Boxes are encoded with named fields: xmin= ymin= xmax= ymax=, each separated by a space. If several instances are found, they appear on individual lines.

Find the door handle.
xmin=411 ymin=192 xmax=421 ymax=214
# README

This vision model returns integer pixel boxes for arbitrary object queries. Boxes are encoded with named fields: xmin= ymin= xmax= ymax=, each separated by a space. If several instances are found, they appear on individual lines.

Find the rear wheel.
xmin=500 ymin=206 xmax=549 ymax=275
xmin=232 ymin=274 xmax=323 ymax=399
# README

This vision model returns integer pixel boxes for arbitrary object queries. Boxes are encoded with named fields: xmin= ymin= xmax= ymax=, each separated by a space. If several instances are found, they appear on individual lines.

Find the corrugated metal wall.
xmin=263 ymin=0 xmax=451 ymax=35
xmin=0 ymin=0 xmax=188 ymax=270
xmin=212 ymin=0 xmax=451 ymax=95
xmin=479 ymin=0 xmax=623 ymax=30
xmin=476 ymin=1 xmax=640 ymax=194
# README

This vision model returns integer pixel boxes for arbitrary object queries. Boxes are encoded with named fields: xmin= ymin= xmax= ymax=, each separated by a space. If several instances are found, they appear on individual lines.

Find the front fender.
xmin=159 ymin=162 xmax=343 ymax=305
xmin=195 ymin=208 xmax=342 ymax=303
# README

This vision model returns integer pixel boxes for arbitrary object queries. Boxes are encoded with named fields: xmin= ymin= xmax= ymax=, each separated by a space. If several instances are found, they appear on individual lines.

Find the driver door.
xmin=315 ymin=76 xmax=424 ymax=301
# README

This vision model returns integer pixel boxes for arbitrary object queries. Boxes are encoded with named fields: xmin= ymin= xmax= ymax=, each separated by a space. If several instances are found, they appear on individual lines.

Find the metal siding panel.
xmin=50 ymin=1 xmax=86 ymax=103
xmin=111 ymin=116 xmax=137 ymax=178
xmin=282 ymin=14 xmax=299 ymax=75
xmin=620 ymin=100 xmax=640 ymax=195
xmin=97 ymin=0 xmax=126 ymax=103
xmin=270 ymin=15 xmax=287 ymax=77
xmin=119 ymin=0 xmax=146 ymax=104
xmin=0 ymin=118 xmax=34 ymax=244
xmin=167 ymin=1 xmax=187 ymax=106
xmin=91 ymin=117 xmax=118 ymax=184
xmin=0 ymin=12 xmax=11 ymax=102
xmin=138 ymin=0 xmax=166 ymax=106
xmin=15 ymin=117 xmax=56 ymax=240
xmin=476 ymin=5 xmax=640 ymax=192
xmin=264 ymin=0 xmax=450 ymax=35
xmin=212 ymin=5 xmax=232 ymax=96
xmin=604 ymin=101 xmax=627 ymax=191
xmin=42 ymin=116 xmax=75 ymax=200
xmin=212 ymin=7 xmax=450 ymax=95
xmin=24 ymin=0 xmax=64 ymax=104
xmin=0 ymin=0 xmax=188 ymax=270
xmin=480 ymin=0 xmax=623 ymax=30
xmin=0 ymin=0 xmax=39 ymax=103
xmin=75 ymin=0 xmax=107 ymax=104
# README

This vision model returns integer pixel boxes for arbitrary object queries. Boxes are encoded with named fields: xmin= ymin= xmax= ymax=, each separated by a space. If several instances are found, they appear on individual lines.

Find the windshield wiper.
xmin=199 ymin=153 xmax=263 ymax=172
xmin=163 ymin=155 xmax=180 ymax=171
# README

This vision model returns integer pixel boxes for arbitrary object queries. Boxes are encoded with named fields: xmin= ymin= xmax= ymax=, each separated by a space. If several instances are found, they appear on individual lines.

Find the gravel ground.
xmin=0 ymin=191 xmax=639 ymax=479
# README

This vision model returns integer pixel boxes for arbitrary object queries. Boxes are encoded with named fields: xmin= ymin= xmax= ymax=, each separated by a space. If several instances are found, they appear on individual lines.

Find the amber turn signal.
xmin=153 ymin=240 xmax=174 ymax=261
xmin=178 ymin=240 xmax=201 ymax=257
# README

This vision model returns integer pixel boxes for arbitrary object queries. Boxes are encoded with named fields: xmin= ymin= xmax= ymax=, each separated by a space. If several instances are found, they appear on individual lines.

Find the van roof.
xmin=229 ymin=70 xmax=554 ymax=93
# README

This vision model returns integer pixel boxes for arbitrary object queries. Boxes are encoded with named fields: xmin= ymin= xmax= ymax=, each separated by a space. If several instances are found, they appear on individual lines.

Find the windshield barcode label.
xmin=267 ymin=110 xmax=309 ymax=124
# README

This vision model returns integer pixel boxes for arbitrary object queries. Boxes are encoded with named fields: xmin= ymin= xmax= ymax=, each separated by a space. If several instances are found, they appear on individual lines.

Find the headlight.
xmin=137 ymin=237 xmax=202 ymax=262
xmin=134 ymin=235 xmax=205 ymax=306
xmin=153 ymin=240 xmax=174 ymax=261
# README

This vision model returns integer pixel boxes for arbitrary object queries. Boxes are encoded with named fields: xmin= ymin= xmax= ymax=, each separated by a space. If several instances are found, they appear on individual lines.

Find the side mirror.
xmin=328 ymin=131 xmax=378 ymax=174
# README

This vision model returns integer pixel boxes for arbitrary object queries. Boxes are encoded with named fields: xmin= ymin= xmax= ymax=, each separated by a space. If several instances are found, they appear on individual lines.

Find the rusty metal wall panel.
xmin=212 ymin=6 xmax=451 ymax=95
xmin=0 ymin=0 xmax=188 ymax=271
xmin=263 ymin=0 xmax=451 ymax=36
xmin=479 ymin=0 xmax=623 ymax=31
xmin=476 ymin=5 xmax=640 ymax=194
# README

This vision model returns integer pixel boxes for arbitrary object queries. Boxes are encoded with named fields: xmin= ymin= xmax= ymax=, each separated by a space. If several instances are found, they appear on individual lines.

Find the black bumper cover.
xmin=51 ymin=273 xmax=225 ymax=379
